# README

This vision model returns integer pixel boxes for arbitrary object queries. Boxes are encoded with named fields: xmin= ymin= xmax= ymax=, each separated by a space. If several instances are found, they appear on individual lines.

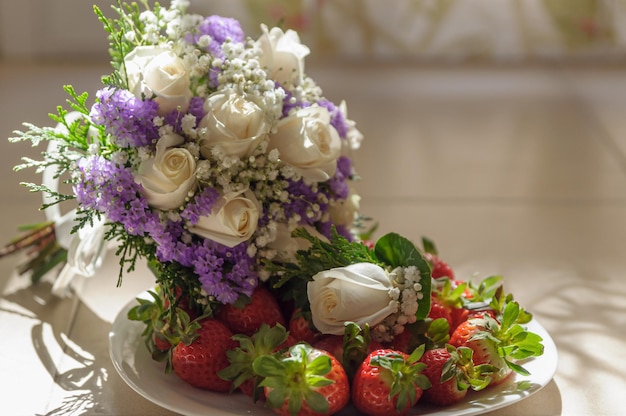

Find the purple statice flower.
xmin=162 ymin=97 xmax=204 ymax=133
xmin=187 ymin=15 xmax=244 ymax=57
xmin=282 ymin=88 xmax=302 ymax=117
xmin=74 ymin=156 xmax=155 ymax=236
xmin=90 ymin=87 xmax=159 ymax=148
xmin=193 ymin=239 xmax=257 ymax=304
xmin=328 ymin=156 xmax=351 ymax=199
xmin=190 ymin=17 xmax=244 ymax=89
xmin=181 ymin=187 xmax=221 ymax=225
xmin=317 ymin=99 xmax=349 ymax=139
xmin=187 ymin=96 xmax=205 ymax=123
xmin=74 ymin=156 xmax=259 ymax=305
xmin=281 ymin=179 xmax=330 ymax=226
xmin=198 ymin=16 xmax=245 ymax=57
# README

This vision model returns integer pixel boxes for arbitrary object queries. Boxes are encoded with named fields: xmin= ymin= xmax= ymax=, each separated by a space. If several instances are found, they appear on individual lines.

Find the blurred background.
xmin=2 ymin=0 xmax=626 ymax=62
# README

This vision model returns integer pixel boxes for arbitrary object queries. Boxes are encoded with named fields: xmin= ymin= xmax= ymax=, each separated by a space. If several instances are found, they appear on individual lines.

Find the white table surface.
xmin=2 ymin=60 xmax=626 ymax=415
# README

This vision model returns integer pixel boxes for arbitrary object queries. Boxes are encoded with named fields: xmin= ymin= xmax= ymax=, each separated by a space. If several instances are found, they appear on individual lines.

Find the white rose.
xmin=267 ymin=223 xmax=328 ymax=263
xmin=188 ymin=189 xmax=260 ymax=247
xmin=307 ymin=263 xmax=397 ymax=335
xmin=330 ymin=185 xmax=361 ymax=227
xmin=198 ymin=91 xmax=271 ymax=159
xmin=339 ymin=100 xmax=363 ymax=151
xmin=136 ymin=133 xmax=197 ymax=210
xmin=268 ymin=106 xmax=341 ymax=183
xmin=256 ymin=24 xmax=310 ymax=86
xmin=124 ymin=45 xmax=192 ymax=115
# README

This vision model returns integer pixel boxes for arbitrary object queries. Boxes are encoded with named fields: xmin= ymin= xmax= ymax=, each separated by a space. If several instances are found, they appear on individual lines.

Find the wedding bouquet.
xmin=6 ymin=1 xmax=545 ymax=415
xmin=9 ymin=0 xmax=365 ymax=298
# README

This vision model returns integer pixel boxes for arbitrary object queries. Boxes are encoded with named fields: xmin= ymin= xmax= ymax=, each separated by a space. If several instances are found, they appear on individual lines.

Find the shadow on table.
xmin=2 ymin=281 xmax=108 ymax=415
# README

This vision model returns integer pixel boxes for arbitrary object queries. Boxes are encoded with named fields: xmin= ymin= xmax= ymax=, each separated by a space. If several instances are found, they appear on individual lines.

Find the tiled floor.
xmin=2 ymin=60 xmax=626 ymax=415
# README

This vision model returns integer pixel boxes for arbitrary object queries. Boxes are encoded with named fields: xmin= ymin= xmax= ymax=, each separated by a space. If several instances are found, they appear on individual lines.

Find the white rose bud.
xmin=124 ymin=45 xmax=193 ymax=115
xmin=198 ymin=91 xmax=271 ymax=159
xmin=136 ymin=133 xmax=197 ymax=210
xmin=307 ymin=263 xmax=397 ymax=335
xmin=329 ymin=185 xmax=361 ymax=227
xmin=267 ymin=223 xmax=328 ymax=263
xmin=339 ymin=100 xmax=363 ymax=151
xmin=268 ymin=106 xmax=341 ymax=183
xmin=188 ymin=189 xmax=260 ymax=247
xmin=256 ymin=24 xmax=310 ymax=86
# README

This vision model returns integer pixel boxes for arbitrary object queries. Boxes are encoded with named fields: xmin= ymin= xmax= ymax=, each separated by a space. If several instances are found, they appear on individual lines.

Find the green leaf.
xmin=407 ymin=343 xmax=426 ymax=363
xmin=374 ymin=233 xmax=432 ymax=319
xmin=266 ymin=386 xmax=291 ymax=410
xmin=306 ymin=355 xmax=332 ymax=376
xmin=375 ymin=233 xmax=425 ymax=269
xmin=303 ymin=390 xmax=329 ymax=414
xmin=506 ymin=359 xmax=530 ymax=376
xmin=252 ymin=355 xmax=286 ymax=378
xmin=501 ymin=301 xmax=520 ymax=329
xmin=421 ymin=236 xmax=438 ymax=255
xmin=305 ymin=375 xmax=333 ymax=388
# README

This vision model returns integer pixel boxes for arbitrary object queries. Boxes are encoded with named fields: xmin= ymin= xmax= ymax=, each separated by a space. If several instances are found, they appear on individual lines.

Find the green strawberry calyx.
xmin=369 ymin=345 xmax=431 ymax=413
xmin=442 ymin=344 xmax=496 ymax=392
xmin=253 ymin=343 xmax=335 ymax=416
xmin=340 ymin=322 xmax=374 ymax=381
xmin=470 ymin=301 xmax=544 ymax=376
xmin=218 ymin=323 xmax=289 ymax=402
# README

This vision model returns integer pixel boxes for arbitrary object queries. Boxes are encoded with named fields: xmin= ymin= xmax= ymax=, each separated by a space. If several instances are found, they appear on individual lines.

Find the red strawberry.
xmin=172 ymin=318 xmax=236 ymax=392
xmin=217 ymin=285 xmax=285 ymax=336
xmin=128 ymin=289 xmax=197 ymax=357
xmin=387 ymin=318 xmax=450 ymax=355
xmin=428 ymin=297 xmax=453 ymax=329
xmin=420 ymin=237 xmax=455 ymax=280
xmin=289 ymin=309 xmax=320 ymax=344
xmin=254 ymin=344 xmax=350 ymax=416
xmin=449 ymin=302 xmax=544 ymax=386
xmin=450 ymin=307 xmax=470 ymax=331
xmin=313 ymin=323 xmax=384 ymax=382
xmin=313 ymin=335 xmax=344 ymax=359
xmin=423 ymin=252 xmax=455 ymax=279
xmin=351 ymin=347 xmax=430 ymax=416
xmin=431 ymin=277 xmax=471 ymax=334
xmin=420 ymin=347 xmax=467 ymax=405
xmin=449 ymin=318 xmax=511 ymax=384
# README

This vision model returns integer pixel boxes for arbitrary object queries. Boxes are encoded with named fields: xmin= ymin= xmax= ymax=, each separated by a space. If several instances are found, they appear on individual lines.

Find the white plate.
xmin=109 ymin=292 xmax=558 ymax=416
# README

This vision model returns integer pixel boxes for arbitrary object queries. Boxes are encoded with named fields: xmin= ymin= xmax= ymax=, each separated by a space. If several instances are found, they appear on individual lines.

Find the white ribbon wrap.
xmin=45 ymin=112 xmax=109 ymax=297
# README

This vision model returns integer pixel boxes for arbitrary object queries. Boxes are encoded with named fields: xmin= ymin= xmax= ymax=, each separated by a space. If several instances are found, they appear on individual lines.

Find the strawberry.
xmin=217 ymin=285 xmax=285 ymax=336
xmin=430 ymin=277 xmax=470 ymax=334
xmin=449 ymin=301 xmax=544 ymax=386
xmin=313 ymin=335 xmax=343 ymax=360
xmin=388 ymin=318 xmax=450 ymax=355
xmin=289 ymin=309 xmax=320 ymax=344
xmin=314 ymin=322 xmax=384 ymax=382
xmin=431 ymin=274 xmax=508 ymax=334
xmin=420 ymin=345 xmax=493 ymax=406
xmin=253 ymin=343 xmax=350 ymax=416
xmin=424 ymin=252 xmax=455 ymax=279
xmin=449 ymin=318 xmax=511 ymax=385
xmin=128 ymin=289 xmax=201 ymax=361
xmin=351 ymin=347 xmax=430 ymax=416
xmin=421 ymin=237 xmax=454 ymax=280
xmin=219 ymin=323 xmax=291 ymax=401
xmin=171 ymin=318 xmax=236 ymax=392
xmin=428 ymin=297 xmax=453 ymax=328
